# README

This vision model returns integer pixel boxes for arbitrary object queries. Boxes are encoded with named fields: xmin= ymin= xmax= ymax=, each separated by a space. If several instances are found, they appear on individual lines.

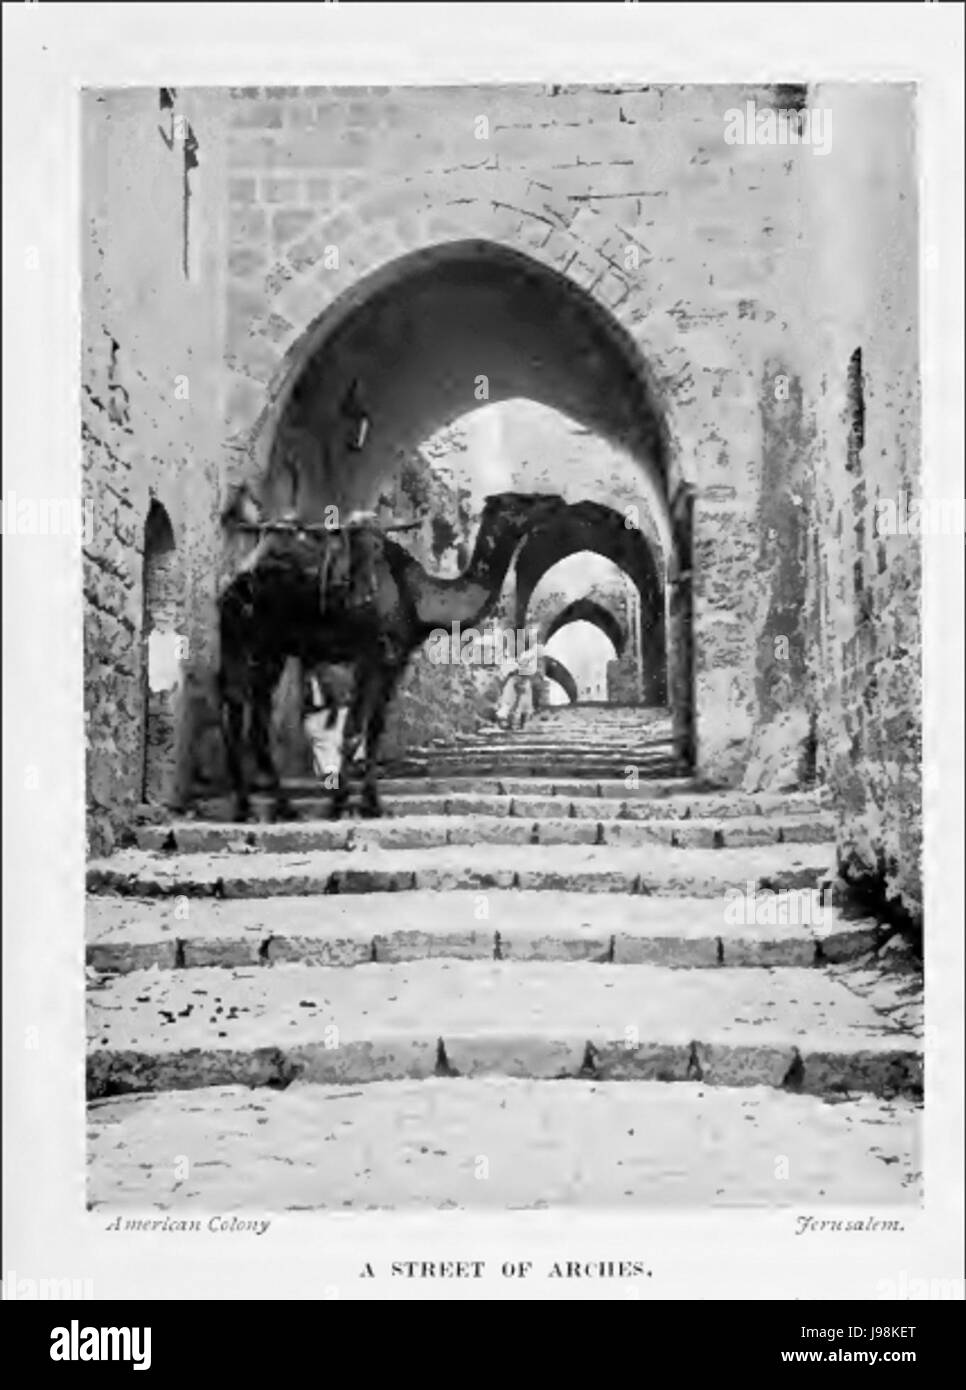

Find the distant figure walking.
xmin=496 ymin=638 xmax=542 ymax=731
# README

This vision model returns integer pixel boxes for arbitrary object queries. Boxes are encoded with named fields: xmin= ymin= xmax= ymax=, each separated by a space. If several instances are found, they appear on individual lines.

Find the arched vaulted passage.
xmin=251 ymin=239 xmax=671 ymax=519
xmin=247 ymin=237 xmax=691 ymax=765
xmin=515 ymin=501 xmax=666 ymax=706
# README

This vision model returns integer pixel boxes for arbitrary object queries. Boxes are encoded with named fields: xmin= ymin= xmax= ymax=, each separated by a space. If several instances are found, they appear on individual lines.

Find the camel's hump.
xmin=482 ymin=491 xmax=567 ymax=508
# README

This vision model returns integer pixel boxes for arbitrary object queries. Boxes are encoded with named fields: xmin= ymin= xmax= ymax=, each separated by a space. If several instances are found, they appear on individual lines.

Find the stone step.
xmin=497 ymin=707 xmax=667 ymax=718
xmin=387 ymin=763 xmax=685 ymax=780
xmin=429 ymin=723 xmax=670 ymax=736
xmin=226 ymin=774 xmax=706 ymax=800
xmin=410 ymin=745 xmax=677 ymax=761
xmin=528 ymin=730 xmax=671 ymax=740
xmin=526 ymin=706 xmax=666 ymax=716
xmin=519 ymin=728 xmax=669 ymax=739
xmin=425 ymin=737 xmax=674 ymax=752
xmin=86 ymin=890 xmax=880 ymax=974
xmin=419 ymin=756 xmax=681 ymax=770
xmin=133 ymin=812 xmax=835 ymax=856
xmin=87 ymin=1079 xmax=922 ymax=1210
xmin=455 ymin=755 xmax=681 ymax=767
xmin=87 ymin=842 xmax=836 ymax=899
xmin=194 ymin=780 xmax=824 ymax=808
xmin=441 ymin=719 xmax=671 ymax=733
xmin=193 ymin=787 xmax=825 ymax=822
xmin=389 ymin=762 xmax=684 ymax=779
xmin=421 ymin=747 xmax=677 ymax=762
xmin=85 ymin=960 xmax=921 ymax=1099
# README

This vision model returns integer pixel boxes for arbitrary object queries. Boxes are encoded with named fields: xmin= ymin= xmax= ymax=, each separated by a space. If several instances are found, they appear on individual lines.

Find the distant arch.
xmin=545 ymin=597 xmax=627 ymax=658
xmin=515 ymin=500 xmax=666 ymax=705
xmin=542 ymin=654 xmax=579 ymax=705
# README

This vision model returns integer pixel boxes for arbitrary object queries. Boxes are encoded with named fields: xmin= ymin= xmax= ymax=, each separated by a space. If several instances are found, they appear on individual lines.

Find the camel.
xmin=217 ymin=487 xmax=566 ymax=822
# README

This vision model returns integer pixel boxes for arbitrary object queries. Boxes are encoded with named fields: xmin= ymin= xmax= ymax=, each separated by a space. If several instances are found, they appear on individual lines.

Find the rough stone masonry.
xmin=81 ymin=82 xmax=921 ymax=927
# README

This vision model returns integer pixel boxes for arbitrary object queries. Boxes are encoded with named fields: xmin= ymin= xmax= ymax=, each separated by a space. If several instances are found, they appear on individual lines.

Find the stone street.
xmin=86 ymin=707 xmax=922 ymax=1209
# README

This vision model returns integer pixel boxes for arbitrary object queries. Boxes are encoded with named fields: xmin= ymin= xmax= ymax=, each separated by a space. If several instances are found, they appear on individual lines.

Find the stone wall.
xmin=799 ymin=85 xmax=922 ymax=923
xmin=82 ymin=88 xmax=227 ymax=853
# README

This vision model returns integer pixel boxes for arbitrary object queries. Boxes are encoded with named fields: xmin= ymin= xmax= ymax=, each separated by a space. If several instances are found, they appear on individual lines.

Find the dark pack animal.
xmin=216 ymin=487 xmax=567 ymax=823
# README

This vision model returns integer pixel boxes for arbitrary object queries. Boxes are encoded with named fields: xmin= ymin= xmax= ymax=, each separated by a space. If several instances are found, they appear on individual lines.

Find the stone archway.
xmin=544 ymin=618 xmax=619 ymax=705
xmin=248 ymin=239 xmax=671 ymax=507
xmin=544 ymin=597 xmax=627 ymax=658
xmin=514 ymin=502 xmax=667 ymax=707
xmin=141 ymin=499 xmax=180 ymax=803
xmin=544 ymin=598 xmax=629 ymax=706
xmin=241 ymin=237 xmax=690 ymax=764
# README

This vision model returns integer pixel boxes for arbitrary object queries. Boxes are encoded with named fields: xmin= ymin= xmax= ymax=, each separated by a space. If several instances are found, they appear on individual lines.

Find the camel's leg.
xmin=221 ymin=688 xmax=251 ymax=823
xmin=328 ymin=689 xmax=364 ymax=822
xmin=328 ymin=661 xmax=375 ymax=821
xmin=328 ymin=773 xmax=350 ymax=821
xmin=219 ymin=586 xmax=257 ymax=824
xmin=358 ymin=663 xmax=400 ymax=820
xmin=328 ymin=732 xmax=352 ymax=822
xmin=323 ymin=685 xmax=353 ymax=822
xmin=251 ymin=660 xmax=298 ymax=822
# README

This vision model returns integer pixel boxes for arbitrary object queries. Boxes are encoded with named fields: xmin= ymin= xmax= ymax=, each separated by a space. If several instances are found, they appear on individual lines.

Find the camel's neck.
xmin=410 ymin=513 xmax=526 ymax=631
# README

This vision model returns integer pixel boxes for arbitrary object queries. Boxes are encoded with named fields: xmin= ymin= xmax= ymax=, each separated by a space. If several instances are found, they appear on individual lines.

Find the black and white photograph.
xmin=4 ymin=1 xmax=963 ymax=1312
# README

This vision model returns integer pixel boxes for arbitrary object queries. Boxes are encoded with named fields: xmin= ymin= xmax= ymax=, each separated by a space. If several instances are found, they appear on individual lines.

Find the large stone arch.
xmin=544 ymin=597 xmax=627 ymax=659
xmin=222 ymin=85 xmax=778 ymax=516
xmin=235 ymin=236 xmax=691 ymax=763
xmin=243 ymin=239 xmax=672 ymax=512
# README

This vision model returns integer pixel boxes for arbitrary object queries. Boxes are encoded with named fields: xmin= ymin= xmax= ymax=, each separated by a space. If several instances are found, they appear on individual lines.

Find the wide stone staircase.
xmin=86 ymin=705 xmax=923 ymax=1210
xmin=383 ymin=703 xmax=685 ymax=780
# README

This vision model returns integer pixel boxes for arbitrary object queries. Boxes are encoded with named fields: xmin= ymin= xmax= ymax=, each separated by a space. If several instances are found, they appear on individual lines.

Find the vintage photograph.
xmin=80 ymin=79 xmax=925 ymax=1215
